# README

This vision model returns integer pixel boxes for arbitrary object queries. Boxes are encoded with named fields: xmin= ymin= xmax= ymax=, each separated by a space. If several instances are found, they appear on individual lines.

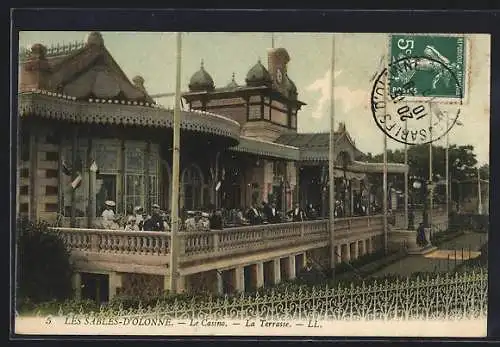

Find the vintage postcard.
xmin=14 ymin=30 xmax=489 ymax=337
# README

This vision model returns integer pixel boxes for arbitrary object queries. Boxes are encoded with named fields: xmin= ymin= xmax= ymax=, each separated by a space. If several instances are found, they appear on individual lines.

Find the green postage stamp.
xmin=389 ymin=34 xmax=467 ymax=102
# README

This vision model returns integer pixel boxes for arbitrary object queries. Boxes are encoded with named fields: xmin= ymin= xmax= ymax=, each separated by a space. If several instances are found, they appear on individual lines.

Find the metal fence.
xmin=56 ymin=270 xmax=487 ymax=321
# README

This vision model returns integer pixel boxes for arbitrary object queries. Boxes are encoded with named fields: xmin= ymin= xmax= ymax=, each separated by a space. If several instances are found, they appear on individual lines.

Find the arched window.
xmin=182 ymin=164 xmax=203 ymax=210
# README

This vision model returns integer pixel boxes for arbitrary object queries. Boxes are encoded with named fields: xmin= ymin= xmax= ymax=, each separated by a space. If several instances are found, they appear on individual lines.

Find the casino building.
xmin=17 ymin=31 xmax=408 ymax=227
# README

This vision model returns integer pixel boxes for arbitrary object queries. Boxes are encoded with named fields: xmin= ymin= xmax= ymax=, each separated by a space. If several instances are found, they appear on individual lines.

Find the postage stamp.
xmin=13 ymin=27 xmax=489 ymax=338
xmin=371 ymin=55 xmax=463 ymax=145
xmin=388 ymin=34 xmax=468 ymax=103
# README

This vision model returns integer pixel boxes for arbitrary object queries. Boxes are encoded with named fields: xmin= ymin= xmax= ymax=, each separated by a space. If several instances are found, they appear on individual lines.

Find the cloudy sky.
xmin=18 ymin=32 xmax=490 ymax=165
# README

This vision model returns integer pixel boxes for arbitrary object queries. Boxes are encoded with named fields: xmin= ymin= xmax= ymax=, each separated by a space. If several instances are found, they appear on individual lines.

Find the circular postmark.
xmin=371 ymin=55 xmax=463 ymax=145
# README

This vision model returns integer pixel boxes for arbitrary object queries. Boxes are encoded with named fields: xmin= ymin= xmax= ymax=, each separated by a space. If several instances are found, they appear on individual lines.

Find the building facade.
xmin=17 ymin=32 xmax=407 ymax=228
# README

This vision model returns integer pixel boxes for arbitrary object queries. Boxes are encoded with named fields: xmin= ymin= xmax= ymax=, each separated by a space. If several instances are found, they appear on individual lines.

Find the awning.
xmin=229 ymin=136 xmax=300 ymax=161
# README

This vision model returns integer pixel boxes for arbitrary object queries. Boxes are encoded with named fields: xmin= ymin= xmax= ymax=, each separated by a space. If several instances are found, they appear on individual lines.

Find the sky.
xmin=18 ymin=32 xmax=490 ymax=165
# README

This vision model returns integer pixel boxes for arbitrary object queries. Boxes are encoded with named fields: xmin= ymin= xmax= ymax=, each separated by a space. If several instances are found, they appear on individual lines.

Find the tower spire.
xmin=271 ymin=33 xmax=275 ymax=49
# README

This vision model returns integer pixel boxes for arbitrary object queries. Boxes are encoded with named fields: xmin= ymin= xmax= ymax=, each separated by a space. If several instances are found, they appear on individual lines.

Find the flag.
xmin=62 ymin=160 xmax=72 ymax=176
xmin=71 ymin=174 xmax=82 ymax=189
xmin=70 ymin=153 xmax=83 ymax=190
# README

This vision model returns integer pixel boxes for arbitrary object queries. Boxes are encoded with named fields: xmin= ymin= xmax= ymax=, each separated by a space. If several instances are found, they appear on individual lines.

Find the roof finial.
xmin=232 ymin=72 xmax=236 ymax=81
xmin=257 ymin=57 xmax=262 ymax=64
xmin=201 ymin=59 xmax=204 ymax=69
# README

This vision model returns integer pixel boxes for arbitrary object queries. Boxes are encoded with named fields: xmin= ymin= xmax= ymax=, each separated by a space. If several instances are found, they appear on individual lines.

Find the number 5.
xmin=397 ymin=39 xmax=414 ymax=51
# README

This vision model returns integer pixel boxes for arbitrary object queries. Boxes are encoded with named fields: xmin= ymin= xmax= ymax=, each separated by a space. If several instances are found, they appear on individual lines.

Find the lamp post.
xmin=411 ymin=177 xmax=429 ymax=228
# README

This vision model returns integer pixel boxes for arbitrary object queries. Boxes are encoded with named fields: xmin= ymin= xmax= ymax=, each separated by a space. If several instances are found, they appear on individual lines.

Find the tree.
xmin=364 ymin=144 xmax=479 ymax=182
xmin=479 ymin=163 xmax=489 ymax=181
xmin=363 ymin=144 xmax=482 ymax=204
xmin=16 ymin=218 xmax=74 ymax=304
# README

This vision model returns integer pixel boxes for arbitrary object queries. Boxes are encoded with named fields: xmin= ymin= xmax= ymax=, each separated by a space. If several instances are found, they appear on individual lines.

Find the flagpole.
xmin=383 ymin=124 xmax=388 ymax=254
xmin=382 ymin=61 xmax=388 ymax=255
xmin=328 ymin=33 xmax=336 ymax=276
xmin=429 ymin=109 xmax=433 ymax=229
xmin=404 ymin=121 xmax=408 ymax=229
xmin=477 ymin=166 xmax=482 ymax=215
xmin=271 ymin=33 xmax=275 ymax=49
xmin=168 ymin=32 xmax=182 ymax=294
xmin=445 ymin=116 xmax=450 ymax=225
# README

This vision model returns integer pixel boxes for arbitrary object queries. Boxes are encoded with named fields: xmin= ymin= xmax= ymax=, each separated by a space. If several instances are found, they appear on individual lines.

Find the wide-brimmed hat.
xmin=105 ymin=200 xmax=116 ymax=207
xmin=152 ymin=203 xmax=160 ymax=209
xmin=134 ymin=206 xmax=143 ymax=212
xmin=128 ymin=215 xmax=137 ymax=222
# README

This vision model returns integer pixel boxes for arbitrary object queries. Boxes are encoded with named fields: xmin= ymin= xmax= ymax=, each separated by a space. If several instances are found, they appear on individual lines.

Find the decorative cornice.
xmin=18 ymin=91 xmax=241 ymax=142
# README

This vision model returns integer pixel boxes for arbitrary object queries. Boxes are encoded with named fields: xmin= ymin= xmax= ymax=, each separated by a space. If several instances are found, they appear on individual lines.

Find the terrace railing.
xmin=51 ymin=215 xmax=386 ymax=259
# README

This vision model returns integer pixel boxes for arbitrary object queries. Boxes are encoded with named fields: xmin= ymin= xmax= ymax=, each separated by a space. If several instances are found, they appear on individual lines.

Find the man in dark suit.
xmin=246 ymin=203 xmax=263 ymax=225
xmin=288 ymin=203 xmax=306 ymax=222
xmin=266 ymin=202 xmax=281 ymax=223
xmin=143 ymin=204 xmax=164 ymax=231
xmin=209 ymin=209 xmax=224 ymax=230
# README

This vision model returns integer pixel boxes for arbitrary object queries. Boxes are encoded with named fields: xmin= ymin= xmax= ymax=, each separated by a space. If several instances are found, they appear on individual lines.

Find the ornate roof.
xmin=230 ymin=136 xmax=300 ymax=161
xmin=19 ymin=31 xmax=154 ymax=104
xmin=246 ymin=59 xmax=272 ymax=87
xmin=275 ymin=128 xmax=366 ymax=162
xmin=18 ymin=90 xmax=240 ymax=143
xmin=188 ymin=61 xmax=215 ymax=92
xmin=226 ymin=73 xmax=239 ymax=88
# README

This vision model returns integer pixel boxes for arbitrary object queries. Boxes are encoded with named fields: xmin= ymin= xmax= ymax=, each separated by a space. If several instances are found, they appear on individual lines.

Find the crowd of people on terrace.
xmin=96 ymin=195 xmax=384 ymax=232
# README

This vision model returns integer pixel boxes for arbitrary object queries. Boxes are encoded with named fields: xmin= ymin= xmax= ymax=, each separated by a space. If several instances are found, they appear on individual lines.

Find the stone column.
xmin=72 ymin=272 xmax=82 ymax=300
xmin=216 ymin=270 xmax=224 ymax=295
xmin=350 ymin=180 xmax=354 ymax=216
xmin=344 ymin=244 xmax=351 ymax=262
xmin=108 ymin=272 xmax=122 ymax=300
xmin=288 ymin=255 xmax=296 ymax=280
xmin=255 ymin=263 xmax=264 ymax=289
xmin=367 ymin=237 xmax=373 ymax=254
xmin=360 ymin=239 xmax=366 ymax=256
xmin=234 ymin=266 xmax=245 ymax=293
xmin=302 ymin=252 xmax=307 ymax=268
xmin=335 ymin=245 xmax=342 ymax=264
xmin=176 ymin=275 xmax=187 ymax=293
xmin=352 ymin=242 xmax=359 ymax=260
xmin=273 ymin=258 xmax=281 ymax=284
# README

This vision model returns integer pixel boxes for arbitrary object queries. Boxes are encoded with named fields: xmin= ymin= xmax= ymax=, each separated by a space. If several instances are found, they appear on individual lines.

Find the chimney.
xmin=20 ymin=43 xmax=51 ymax=91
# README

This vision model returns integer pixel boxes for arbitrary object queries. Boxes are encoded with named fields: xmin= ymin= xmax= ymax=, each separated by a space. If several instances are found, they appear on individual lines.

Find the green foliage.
xmin=17 ymin=298 xmax=99 ymax=316
xmin=16 ymin=218 xmax=74 ymax=304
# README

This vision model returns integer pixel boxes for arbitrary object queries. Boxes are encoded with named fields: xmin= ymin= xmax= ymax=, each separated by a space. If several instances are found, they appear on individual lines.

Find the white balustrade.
xmin=50 ymin=227 xmax=171 ymax=255
xmin=51 ymin=213 xmax=406 ymax=260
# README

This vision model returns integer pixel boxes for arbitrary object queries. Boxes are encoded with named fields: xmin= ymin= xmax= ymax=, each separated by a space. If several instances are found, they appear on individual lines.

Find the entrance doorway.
xmin=96 ymin=174 xmax=117 ymax=215
xmin=81 ymin=272 xmax=109 ymax=305
xmin=182 ymin=165 xmax=203 ymax=210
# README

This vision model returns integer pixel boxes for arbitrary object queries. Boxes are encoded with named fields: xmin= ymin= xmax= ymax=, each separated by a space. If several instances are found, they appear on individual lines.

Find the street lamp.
xmin=409 ymin=176 xmax=430 ymax=229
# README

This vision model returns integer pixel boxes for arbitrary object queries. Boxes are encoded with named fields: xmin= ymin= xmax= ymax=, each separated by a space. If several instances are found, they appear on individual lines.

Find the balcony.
xmin=51 ymin=215 xmax=386 ymax=275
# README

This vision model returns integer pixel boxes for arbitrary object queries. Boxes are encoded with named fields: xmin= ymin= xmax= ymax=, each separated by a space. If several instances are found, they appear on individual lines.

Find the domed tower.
xmin=245 ymin=59 xmax=272 ymax=87
xmin=226 ymin=72 xmax=239 ymax=88
xmin=188 ymin=60 xmax=215 ymax=92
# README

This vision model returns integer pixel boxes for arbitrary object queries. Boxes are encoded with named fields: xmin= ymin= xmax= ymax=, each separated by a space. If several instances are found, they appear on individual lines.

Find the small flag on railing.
xmin=62 ymin=154 xmax=84 ymax=190
xmin=62 ymin=160 xmax=72 ymax=176
xmin=71 ymin=174 xmax=82 ymax=189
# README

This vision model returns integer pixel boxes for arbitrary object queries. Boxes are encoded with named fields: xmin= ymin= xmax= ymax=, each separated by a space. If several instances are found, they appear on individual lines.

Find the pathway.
xmin=370 ymin=231 xmax=487 ymax=277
